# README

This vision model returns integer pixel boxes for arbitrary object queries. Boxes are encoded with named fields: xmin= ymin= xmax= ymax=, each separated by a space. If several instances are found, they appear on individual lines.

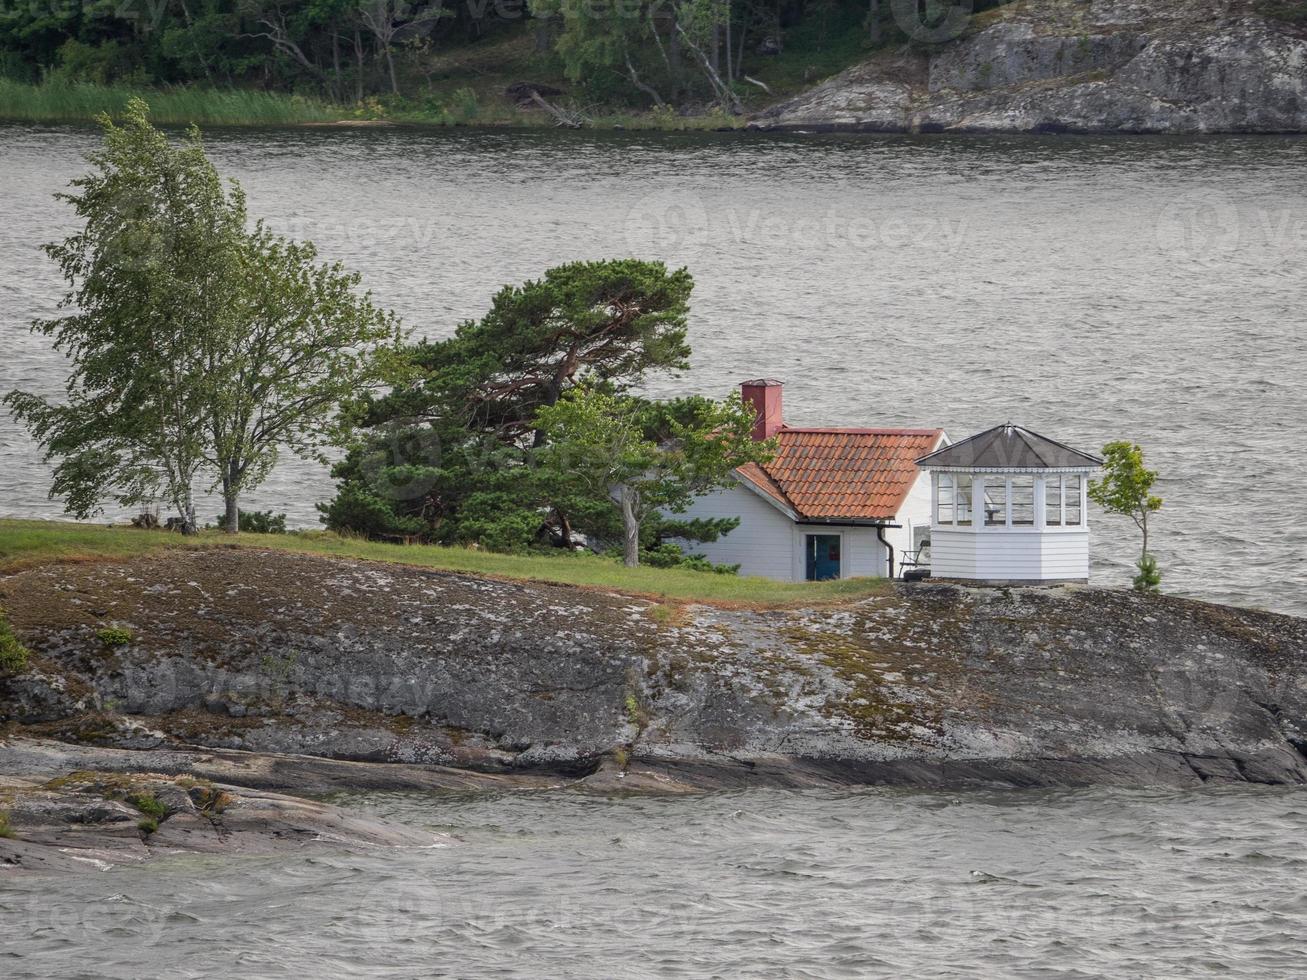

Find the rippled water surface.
xmin=5 ymin=787 xmax=1307 ymax=978
xmin=2 ymin=126 xmax=1305 ymax=613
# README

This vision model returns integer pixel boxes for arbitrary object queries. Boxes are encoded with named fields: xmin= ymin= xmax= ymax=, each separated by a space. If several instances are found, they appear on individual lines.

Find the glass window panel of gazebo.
xmin=984 ymin=479 xmax=1007 ymax=526
xmin=1011 ymin=476 xmax=1034 ymax=526
xmin=1065 ymin=475 xmax=1083 ymax=525
xmin=956 ymin=476 xmax=972 ymax=526
xmin=936 ymin=474 xmax=954 ymax=524
xmin=1046 ymin=477 xmax=1062 ymax=526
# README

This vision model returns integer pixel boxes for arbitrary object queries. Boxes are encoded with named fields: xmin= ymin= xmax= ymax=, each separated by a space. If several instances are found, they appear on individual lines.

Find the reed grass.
xmin=0 ymin=80 xmax=340 ymax=126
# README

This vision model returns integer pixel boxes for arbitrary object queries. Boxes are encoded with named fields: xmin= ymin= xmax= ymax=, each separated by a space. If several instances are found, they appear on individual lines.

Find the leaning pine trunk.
xmin=619 ymin=485 xmax=641 ymax=568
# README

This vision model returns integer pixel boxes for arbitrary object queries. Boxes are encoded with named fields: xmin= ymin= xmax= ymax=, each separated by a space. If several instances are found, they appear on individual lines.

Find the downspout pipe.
xmin=876 ymin=525 xmax=895 ymax=580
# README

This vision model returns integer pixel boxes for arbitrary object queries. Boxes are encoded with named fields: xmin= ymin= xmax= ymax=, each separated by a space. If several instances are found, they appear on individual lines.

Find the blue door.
xmin=806 ymin=534 xmax=841 ymax=581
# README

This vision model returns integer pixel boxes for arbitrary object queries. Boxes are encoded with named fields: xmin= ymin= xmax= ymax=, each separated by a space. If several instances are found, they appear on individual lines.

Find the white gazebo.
xmin=915 ymin=424 xmax=1102 ymax=584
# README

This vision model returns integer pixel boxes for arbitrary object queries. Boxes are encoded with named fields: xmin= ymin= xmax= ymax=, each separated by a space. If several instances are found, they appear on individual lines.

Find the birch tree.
xmin=6 ymin=99 xmax=401 ymax=535
xmin=5 ymin=99 xmax=243 ymax=533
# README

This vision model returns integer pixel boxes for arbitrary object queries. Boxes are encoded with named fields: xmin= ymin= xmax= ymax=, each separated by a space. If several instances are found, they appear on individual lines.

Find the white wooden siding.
xmin=672 ymin=480 xmax=892 ymax=582
xmin=882 ymin=469 xmax=933 ymax=575
xmin=931 ymin=528 xmax=1090 ymax=582
xmin=671 ymin=483 xmax=798 ymax=580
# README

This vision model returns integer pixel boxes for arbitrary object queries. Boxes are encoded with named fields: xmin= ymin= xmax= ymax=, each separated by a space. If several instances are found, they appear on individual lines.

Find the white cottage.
xmin=915 ymin=423 xmax=1102 ymax=584
xmin=674 ymin=380 xmax=946 ymax=581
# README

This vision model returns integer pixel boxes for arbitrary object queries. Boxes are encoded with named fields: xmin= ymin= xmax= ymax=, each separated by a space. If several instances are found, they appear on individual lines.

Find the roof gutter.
xmin=795 ymin=519 xmax=902 ymax=528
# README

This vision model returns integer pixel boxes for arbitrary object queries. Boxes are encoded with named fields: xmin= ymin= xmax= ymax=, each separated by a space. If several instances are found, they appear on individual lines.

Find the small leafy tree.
xmin=5 ymin=98 xmax=243 ymax=532
xmin=210 ymin=225 xmax=400 ymax=533
xmin=1089 ymin=440 xmax=1163 ymax=592
xmin=536 ymin=388 xmax=773 ymax=567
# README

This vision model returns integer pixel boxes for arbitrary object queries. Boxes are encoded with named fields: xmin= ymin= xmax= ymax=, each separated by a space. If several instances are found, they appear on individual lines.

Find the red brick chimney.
xmin=740 ymin=379 xmax=784 ymax=441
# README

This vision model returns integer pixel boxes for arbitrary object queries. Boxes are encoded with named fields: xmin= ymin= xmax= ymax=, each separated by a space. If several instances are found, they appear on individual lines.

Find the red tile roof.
xmin=736 ymin=427 xmax=945 ymax=521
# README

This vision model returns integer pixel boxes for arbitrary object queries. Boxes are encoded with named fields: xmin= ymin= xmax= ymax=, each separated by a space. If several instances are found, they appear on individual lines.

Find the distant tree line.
xmin=0 ymin=0 xmax=1006 ymax=110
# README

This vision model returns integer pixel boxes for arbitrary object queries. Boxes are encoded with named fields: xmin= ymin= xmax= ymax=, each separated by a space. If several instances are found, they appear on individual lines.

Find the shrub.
xmin=0 ymin=811 xmax=14 ymax=839
xmin=636 ymin=543 xmax=739 ymax=575
xmin=128 ymin=793 xmax=167 ymax=820
xmin=96 ymin=626 xmax=134 ymax=648
xmin=212 ymin=509 xmax=287 ymax=534
xmin=1133 ymin=553 xmax=1162 ymax=593
xmin=447 ymin=86 xmax=480 ymax=123
xmin=0 ymin=613 xmax=29 ymax=675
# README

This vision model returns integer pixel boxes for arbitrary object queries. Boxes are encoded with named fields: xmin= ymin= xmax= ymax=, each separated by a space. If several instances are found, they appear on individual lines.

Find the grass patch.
xmin=95 ymin=626 xmax=134 ymax=648
xmin=0 ymin=79 xmax=339 ymax=126
xmin=0 ymin=519 xmax=889 ymax=608
xmin=0 ymin=610 xmax=30 ymax=674
xmin=0 ymin=811 xmax=14 ymax=839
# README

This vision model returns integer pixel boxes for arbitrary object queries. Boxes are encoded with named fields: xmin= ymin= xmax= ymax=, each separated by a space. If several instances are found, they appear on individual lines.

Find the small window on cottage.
xmin=1045 ymin=477 xmax=1062 ymax=526
xmin=956 ymin=476 xmax=972 ymax=526
xmin=1065 ymin=475 xmax=1083 ymax=525
xmin=985 ymin=479 xmax=1007 ymax=526
xmin=1011 ymin=476 xmax=1034 ymax=526
xmin=936 ymin=474 xmax=954 ymax=525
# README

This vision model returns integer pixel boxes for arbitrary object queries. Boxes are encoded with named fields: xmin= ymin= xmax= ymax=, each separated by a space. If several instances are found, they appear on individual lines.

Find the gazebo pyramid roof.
xmin=916 ymin=423 xmax=1101 ymax=470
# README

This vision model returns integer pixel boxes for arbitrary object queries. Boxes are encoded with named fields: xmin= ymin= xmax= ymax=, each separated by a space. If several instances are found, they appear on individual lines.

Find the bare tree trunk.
xmin=354 ymin=30 xmax=365 ymax=100
xmin=724 ymin=5 xmax=733 ymax=82
xmin=736 ymin=16 xmax=747 ymax=80
xmin=669 ymin=17 xmax=682 ymax=85
xmin=626 ymin=54 xmax=667 ymax=108
xmin=384 ymin=45 xmax=399 ymax=95
xmin=332 ymin=32 xmax=343 ymax=102
xmin=677 ymin=22 xmax=743 ymax=112
xmin=619 ymin=485 xmax=641 ymax=568
xmin=178 ymin=0 xmax=215 ymax=84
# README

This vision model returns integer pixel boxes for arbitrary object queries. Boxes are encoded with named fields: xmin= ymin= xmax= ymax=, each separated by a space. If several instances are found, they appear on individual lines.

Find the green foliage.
xmin=637 ymin=542 xmax=739 ymax=574
xmin=536 ymin=388 xmax=774 ymax=566
xmin=1089 ymin=440 xmax=1163 ymax=590
xmin=4 ymin=99 xmax=399 ymax=534
xmin=211 ymin=510 xmax=287 ymax=534
xmin=1259 ymin=0 xmax=1307 ymax=24
xmin=1133 ymin=552 xmax=1161 ymax=593
xmin=0 ymin=612 xmax=29 ymax=675
xmin=96 ymin=626 xmax=134 ymax=648
xmin=137 ymin=816 xmax=160 ymax=834
xmin=0 ymin=0 xmax=982 ymax=119
xmin=128 ymin=792 xmax=168 ymax=821
xmin=325 ymin=259 xmax=693 ymax=548
xmin=0 ymin=812 xmax=14 ymax=839
xmin=5 ymin=98 xmax=242 ymax=532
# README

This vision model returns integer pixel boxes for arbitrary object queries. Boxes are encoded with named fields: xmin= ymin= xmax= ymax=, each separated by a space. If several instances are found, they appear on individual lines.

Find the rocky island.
xmin=3 ymin=544 xmax=1306 ymax=870
xmin=752 ymin=0 xmax=1307 ymax=133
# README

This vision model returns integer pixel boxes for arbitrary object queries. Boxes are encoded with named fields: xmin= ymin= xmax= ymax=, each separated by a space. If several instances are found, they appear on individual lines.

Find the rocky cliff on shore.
xmin=3 ymin=546 xmax=1306 ymax=816
xmin=752 ymin=0 xmax=1307 ymax=133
